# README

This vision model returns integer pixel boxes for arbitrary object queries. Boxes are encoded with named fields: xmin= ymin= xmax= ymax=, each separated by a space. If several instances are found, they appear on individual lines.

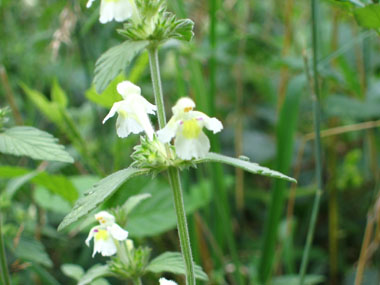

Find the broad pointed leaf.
xmin=94 ymin=41 xmax=149 ymax=93
xmin=195 ymin=152 xmax=296 ymax=183
xmin=146 ymin=252 xmax=208 ymax=281
xmin=78 ymin=265 xmax=113 ymax=285
xmin=58 ymin=167 xmax=149 ymax=231
xmin=0 ymin=126 xmax=73 ymax=163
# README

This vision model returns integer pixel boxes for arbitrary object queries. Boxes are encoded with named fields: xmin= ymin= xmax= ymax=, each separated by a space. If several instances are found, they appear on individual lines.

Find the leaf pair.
xmin=58 ymin=152 xmax=296 ymax=232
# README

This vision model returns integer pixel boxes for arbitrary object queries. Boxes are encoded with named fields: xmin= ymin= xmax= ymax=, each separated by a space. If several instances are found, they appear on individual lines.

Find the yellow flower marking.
xmin=118 ymin=109 xmax=128 ymax=118
xmin=182 ymin=119 xmax=201 ymax=139
xmin=95 ymin=229 xmax=109 ymax=241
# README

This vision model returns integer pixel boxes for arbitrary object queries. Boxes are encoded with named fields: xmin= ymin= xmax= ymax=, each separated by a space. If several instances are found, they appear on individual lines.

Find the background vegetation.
xmin=1 ymin=0 xmax=380 ymax=284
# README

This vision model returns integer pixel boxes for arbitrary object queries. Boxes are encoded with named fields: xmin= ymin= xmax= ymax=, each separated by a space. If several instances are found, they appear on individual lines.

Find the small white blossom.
xmin=157 ymin=97 xmax=223 ymax=160
xmin=86 ymin=0 xmax=133 ymax=24
xmin=85 ymin=211 xmax=129 ymax=257
xmin=103 ymin=81 xmax=157 ymax=140
xmin=159 ymin=278 xmax=178 ymax=285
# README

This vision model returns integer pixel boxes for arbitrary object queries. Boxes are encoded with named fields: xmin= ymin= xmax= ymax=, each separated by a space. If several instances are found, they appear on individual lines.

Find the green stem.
xmin=299 ymin=0 xmax=323 ymax=283
xmin=0 ymin=213 xmax=11 ymax=285
xmin=148 ymin=46 xmax=166 ymax=129
xmin=133 ymin=278 xmax=142 ymax=285
xmin=168 ymin=168 xmax=195 ymax=285
xmin=147 ymin=46 xmax=196 ymax=284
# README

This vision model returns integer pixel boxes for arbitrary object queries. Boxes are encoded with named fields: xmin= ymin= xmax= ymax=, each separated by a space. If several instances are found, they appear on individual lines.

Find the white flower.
xmin=157 ymin=97 xmax=223 ymax=160
xmin=85 ymin=211 xmax=129 ymax=257
xmin=159 ymin=278 xmax=178 ymax=285
xmin=86 ymin=0 xmax=133 ymax=24
xmin=103 ymin=81 xmax=157 ymax=140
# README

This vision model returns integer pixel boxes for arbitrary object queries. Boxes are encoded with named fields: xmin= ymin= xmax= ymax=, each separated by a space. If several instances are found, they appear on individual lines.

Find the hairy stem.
xmin=168 ymin=168 xmax=195 ymax=285
xmin=299 ymin=0 xmax=323 ymax=283
xmin=0 ymin=213 xmax=11 ymax=285
xmin=148 ymin=46 xmax=196 ymax=285
xmin=148 ymin=47 xmax=166 ymax=128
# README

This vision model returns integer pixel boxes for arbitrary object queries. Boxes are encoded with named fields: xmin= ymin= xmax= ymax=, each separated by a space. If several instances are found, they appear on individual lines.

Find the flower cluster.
xmin=85 ymin=211 xmax=129 ymax=257
xmin=86 ymin=0 xmax=135 ymax=24
xmin=86 ymin=0 xmax=194 ymax=42
xmin=85 ymin=210 xmax=176 ymax=283
xmin=103 ymin=81 xmax=223 ymax=162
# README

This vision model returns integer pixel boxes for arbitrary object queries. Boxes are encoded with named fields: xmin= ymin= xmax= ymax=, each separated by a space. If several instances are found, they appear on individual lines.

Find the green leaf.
xmin=86 ymin=74 xmax=124 ymax=108
xmin=0 ymin=166 xmax=78 ymax=203
xmin=169 ymin=18 xmax=195 ymax=42
xmin=51 ymin=79 xmax=68 ymax=107
xmin=61 ymin=264 xmax=84 ymax=281
xmin=94 ymin=41 xmax=149 ymax=93
xmin=127 ymin=179 xmax=213 ymax=237
xmin=122 ymin=193 xmax=152 ymax=215
xmin=33 ymin=173 xmax=78 ymax=203
xmin=354 ymin=4 xmax=380 ymax=29
xmin=272 ymin=274 xmax=324 ymax=285
xmin=0 ymin=166 xmax=29 ymax=177
xmin=58 ymin=167 xmax=149 ymax=231
xmin=325 ymin=94 xmax=380 ymax=120
xmin=30 ymin=264 xmax=60 ymax=285
xmin=20 ymin=83 xmax=62 ymax=125
xmin=146 ymin=252 xmax=208 ymax=281
xmin=0 ymin=126 xmax=74 ymax=163
xmin=78 ymin=265 xmax=113 ymax=285
xmin=195 ymin=152 xmax=297 ymax=183
xmin=14 ymin=239 xmax=53 ymax=267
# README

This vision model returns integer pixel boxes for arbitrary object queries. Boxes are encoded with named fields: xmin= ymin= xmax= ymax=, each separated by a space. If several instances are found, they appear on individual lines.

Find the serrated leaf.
xmin=58 ymin=167 xmax=149 ymax=231
xmin=94 ymin=41 xmax=149 ymax=93
xmin=146 ymin=252 xmax=208 ymax=281
xmin=0 ymin=126 xmax=74 ymax=163
xmin=195 ymin=152 xmax=296 ymax=183
xmin=61 ymin=264 xmax=84 ymax=281
xmin=354 ymin=4 xmax=380 ymax=29
xmin=78 ymin=265 xmax=113 ymax=285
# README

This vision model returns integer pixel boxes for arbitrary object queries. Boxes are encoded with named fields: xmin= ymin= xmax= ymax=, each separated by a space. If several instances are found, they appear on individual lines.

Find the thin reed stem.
xmin=0 ymin=213 xmax=11 ymax=285
xmin=148 ymin=46 xmax=195 ymax=285
xmin=299 ymin=0 xmax=323 ymax=283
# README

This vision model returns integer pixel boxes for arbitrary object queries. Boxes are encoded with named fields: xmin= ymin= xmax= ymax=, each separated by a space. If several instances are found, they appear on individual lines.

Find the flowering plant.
xmin=57 ymin=1 xmax=296 ymax=284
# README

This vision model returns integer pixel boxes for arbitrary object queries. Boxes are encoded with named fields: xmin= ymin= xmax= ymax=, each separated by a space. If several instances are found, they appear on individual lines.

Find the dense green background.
xmin=1 ymin=0 xmax=380 ymax=284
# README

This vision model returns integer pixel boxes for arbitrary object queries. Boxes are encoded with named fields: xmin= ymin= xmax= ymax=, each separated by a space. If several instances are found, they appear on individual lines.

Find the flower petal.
xmin=85 ymin=226 xmax=99 ymax=246
xmin=159 ymin=278 xmax=178 ymax=285
xmin=108 ymin=224 xmax=129 ymax=241
xmin=114 ymin=0 xmax=133 ymax=22
xmin=103 ymin=101 xmax=123 ymax=124
xmin=99 ymin=0 xmax=116 ymax=24
xmin=93 ymin=237 xmax=117 ymax=257
xmin=116 ymin=116 xmax=144 ymax=138
xmin=157 ymin=117 xmax=179 ymax=143
xmin=204 ymin=117 xmax=223 ymax=134
xmin=86 ymin=0 xmax=96 ymax=8
xmin=172 ymin=97 xmax=196 ymax=116
xmin=175 ymin=130 xmax=210 ymax=160
xmin=135 ymin=111 xmax=155 ymax=140
xmin=117 ymin=81 xmax=141 ymax=99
